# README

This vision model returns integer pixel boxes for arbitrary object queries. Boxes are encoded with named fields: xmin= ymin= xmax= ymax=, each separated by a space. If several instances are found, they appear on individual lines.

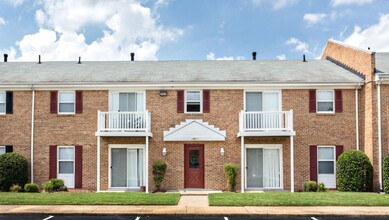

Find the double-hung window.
xmin=316 ymin=90 xmax=334 ymax=113
xmin=58 ymin=91 xmax=75 ymax=114
xmin=0 ymin=146 xmax=5 ymax=155
xmin=0 ymin=92 xmax=5 ymax=114
xmin=317 ymin=146 xmax=336 ymax=188
xmin=185 ymin=90 xmax=202 ymax=113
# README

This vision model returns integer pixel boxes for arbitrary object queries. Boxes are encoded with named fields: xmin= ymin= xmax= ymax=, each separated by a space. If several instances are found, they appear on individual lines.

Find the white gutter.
xmin=30 ymin=86 xmax=35 ymax=183
xmin=355 ymin=84 xmax=360 ymax=150
xmin=377 ymin=79 xmax=383 ymax=191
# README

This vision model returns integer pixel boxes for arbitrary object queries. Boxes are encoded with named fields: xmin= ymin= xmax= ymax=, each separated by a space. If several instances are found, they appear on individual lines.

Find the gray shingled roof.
xmin=0 ymin=60 xmax=363 ymax=85
xmin=376 ymin=53 xmax=389 ymax=73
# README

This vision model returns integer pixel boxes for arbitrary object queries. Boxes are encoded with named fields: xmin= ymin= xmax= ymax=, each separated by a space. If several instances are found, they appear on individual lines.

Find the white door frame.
xmin=317 ymin=146 xmax=336 ymax=188
xmin=57 ymin=146 xmax=75 ymax=188
xmin=108 ymin=144 xmax=146 ymax=189
xmin=245 ymin=144 xmax=283 ymax=190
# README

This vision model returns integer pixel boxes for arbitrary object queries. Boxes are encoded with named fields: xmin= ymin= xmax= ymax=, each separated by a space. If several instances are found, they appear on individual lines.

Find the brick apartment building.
xmin=0 ymin=40 xmax=387 ymax=192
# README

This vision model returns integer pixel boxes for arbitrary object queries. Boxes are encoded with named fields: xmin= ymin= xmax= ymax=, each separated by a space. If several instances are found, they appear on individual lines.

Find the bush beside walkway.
xmin=208 ymin=192 xmax=389 ymax=206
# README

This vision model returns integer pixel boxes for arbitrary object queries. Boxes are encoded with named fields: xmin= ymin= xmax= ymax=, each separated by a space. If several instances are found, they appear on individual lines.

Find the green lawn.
xmin=0 ymin=192 xmax=180 ymax=205
xmin=208 ymin=192 xmax=389 ymax=206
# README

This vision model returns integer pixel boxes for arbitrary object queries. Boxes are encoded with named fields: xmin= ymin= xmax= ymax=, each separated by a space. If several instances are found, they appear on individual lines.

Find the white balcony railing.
xmin=239 ymin=110 xmax=293 ymax=133
xmin=97 ymin=111 xmax=151 ymax=133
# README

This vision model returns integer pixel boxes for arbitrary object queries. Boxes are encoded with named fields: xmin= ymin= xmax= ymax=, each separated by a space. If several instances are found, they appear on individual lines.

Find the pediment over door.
xmin=163 ymin=119 xmax=226 ymax=141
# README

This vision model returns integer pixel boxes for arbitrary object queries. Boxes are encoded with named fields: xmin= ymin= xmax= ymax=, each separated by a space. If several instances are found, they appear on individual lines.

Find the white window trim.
xmin=316 ymin=90 xmax=335 ymax=114
xmin=108 ymin=144 xmax=146 ymax=189
xmin=243 ymin=90 xmax=282 ymax=112
xmin=57 ymin=146 xmax=75 ymax=175
xmin=244 ymin=144 xmax=283 ymax=190
xmin=317 ymin=146 xmax=336 ymax=175
xmin=0 ymin=91 xmax=6 ymax=115
xmin=58 ymin=91 xmax=76 ymax=114
xmin=0 ymin=146 xmax=5 ymax=155
xmin=108 ymin=91 xmax=146 ymax=112
xmin=184 ymin=90 xmax=203 ymax=114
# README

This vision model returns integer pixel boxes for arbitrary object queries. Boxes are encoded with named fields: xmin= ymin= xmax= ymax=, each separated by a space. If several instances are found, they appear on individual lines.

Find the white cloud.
xmin=0 ymin=17 xmax=6 ymax=26
xmin=276 ymin=54 xmax=286 ymax=60
xmin=5 ymin=0 xmax=24 ymax=7
xmin=303 ymin=13 xmax=327 ymax=25
xmin=5 ymin=0 xmax=183 ymax=61
xmin=0 ymin=47 xmax=17 ymax=61
xmin=286 ymin=37 xmax=310 ymax=53
xmin=206 ymin=52 xmax=245 ymax=60
xmin=250 ymin=0 xmax=296 ymax=10
xmin=343 ymin=14 xmax=389 ymax=52
xmin=331 ymin=0 xmax=373 ymax=7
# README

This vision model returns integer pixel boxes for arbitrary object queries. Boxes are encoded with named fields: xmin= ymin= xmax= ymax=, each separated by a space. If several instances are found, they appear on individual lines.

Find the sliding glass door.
xmin=246 ymin=146 xmax=281 ymax=188
xmin=111 ymin=147 xmax=144 ymax=188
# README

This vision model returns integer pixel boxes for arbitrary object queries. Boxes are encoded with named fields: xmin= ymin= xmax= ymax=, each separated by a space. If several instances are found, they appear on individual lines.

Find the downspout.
xmin=355 ymin=83 xmax=360 ymax=151
xmin=377 ymin=79 xmax=383 ymax=191
xmin=30 ymin=85 xmax=35 ymax=183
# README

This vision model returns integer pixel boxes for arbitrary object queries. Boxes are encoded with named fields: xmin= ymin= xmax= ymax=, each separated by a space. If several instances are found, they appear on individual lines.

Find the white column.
xmin=241 ymin=136 xmax=245 ymax=193
xmin=145 ymin=136 xmax=149 ymax=193
xmin=97 ymin=136 xmax=101 ymax=192
xmin=377 ymin=82 xmax=383 ymax=191
xmin=290 ymin=135 xmax=294 ymax=193
xmin=30 ymin=89 xmax=35 ymax=183
xmin=355 ymin=87 xmax=359 ymax=150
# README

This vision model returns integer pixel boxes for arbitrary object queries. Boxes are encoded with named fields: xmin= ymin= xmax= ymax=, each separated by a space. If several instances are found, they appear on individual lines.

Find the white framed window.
xmin=58 ymin=91 xmax=75 ymax=114
xmin=0 ymin=146 xmax=5 ymax=155
xmin=317 ymin=90 xmax=334 ymax=113
xmin=109 ymin=91 xmax=145 ymax=112
xmin=185 ymin=90 xmax=202 ymax=113
xmin=317 ymin=146 xmax=336 ymax=188
xmin=244 ymin=91 xmax=281 ymax=112
xmin=58 ymin=146 xmax=75 ymax=188
xmin=0 ymin=91 xmax=5 ymax=114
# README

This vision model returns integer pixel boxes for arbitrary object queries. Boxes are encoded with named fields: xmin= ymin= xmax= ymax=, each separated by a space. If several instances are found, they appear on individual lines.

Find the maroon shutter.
xmin=336 ymin=145 xmax=344 ymax=161
xmin=177 ymin=90 xmax=184 ymax=113
xmin=75 ymin=91 xmax=83 ymax=114
xmin=310 ymin=145 xmax=318 ymax=182
xmin=75 ymin=145 xmax=83 ymax=189
xmin=49 ymin=145 xmax=57 ymax=179
xmin=335 ymin=90 xmax=343 ymax=113
xmin=5 ymin=145 xmax=13 ymax=153
xmin=309 ymin=90 xmax=316 ymax=113
xmin=50 ymin=91 xmax=58 ymax=114
xmin=203 ymin=90 xmax=210 ymax=113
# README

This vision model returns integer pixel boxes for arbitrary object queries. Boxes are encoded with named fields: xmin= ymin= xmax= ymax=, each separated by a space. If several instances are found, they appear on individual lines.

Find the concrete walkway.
xmin=2 ymin=205 xmax=389 ymax=215
xmin=178 ymin=195 xmax=209 ymax=207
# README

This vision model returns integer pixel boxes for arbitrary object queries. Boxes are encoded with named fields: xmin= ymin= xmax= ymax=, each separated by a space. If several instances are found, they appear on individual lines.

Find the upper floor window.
xmin=316 ymin=90 xmax=334 ymax=113
xmin=58 ymin=91 xmax=75 ymax=114
xmin=110 ymin=92 xmax=145 ymax=112
xmin=185 ymin=90 xmax=202 ymax=113
xmin=245 ymin=91 xmax=280 ymax=112
xmin=0 ymin=92 xmax=5 ymax=114
xmin=0 ymin=146 xmax=5 ymax=155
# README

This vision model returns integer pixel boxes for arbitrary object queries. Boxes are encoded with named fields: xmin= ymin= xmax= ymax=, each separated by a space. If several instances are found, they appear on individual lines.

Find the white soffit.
xmin=163 ymin=119 xmax=226 ymax=141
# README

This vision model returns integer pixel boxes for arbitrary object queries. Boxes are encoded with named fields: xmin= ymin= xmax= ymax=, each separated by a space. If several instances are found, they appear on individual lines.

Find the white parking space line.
xmin=224 ymin=217 xmax=229 ymax=220
xmin=311 ymin=217 xmax=318 ymax=220
xmin=135 ymin=217 xmax=141 ymax=220
xmin=42 ymin=216 xmax=54 ymax=220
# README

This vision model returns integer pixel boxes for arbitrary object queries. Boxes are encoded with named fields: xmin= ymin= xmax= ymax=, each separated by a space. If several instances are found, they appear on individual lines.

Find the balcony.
xmin=238 ymin=110 xmax=295 ymax=137
xmin=95 ymin=111 xmax=152 ymax=137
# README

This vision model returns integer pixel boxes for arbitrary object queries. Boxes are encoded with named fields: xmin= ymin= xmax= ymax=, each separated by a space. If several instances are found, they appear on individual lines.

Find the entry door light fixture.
xmin=162 ymin=148 xmax=167 ymax=156
xmin=220 ymin=148 xmax=225 ymax=156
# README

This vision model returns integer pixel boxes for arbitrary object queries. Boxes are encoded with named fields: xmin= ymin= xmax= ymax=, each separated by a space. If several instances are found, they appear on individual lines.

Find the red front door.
xmin=184 ymin=144 xmax=204 ymax=188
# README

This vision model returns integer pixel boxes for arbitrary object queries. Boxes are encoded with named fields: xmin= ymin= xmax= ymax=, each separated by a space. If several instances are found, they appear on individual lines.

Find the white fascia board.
xmin=0 ymin=82 xmax=364 ymax=90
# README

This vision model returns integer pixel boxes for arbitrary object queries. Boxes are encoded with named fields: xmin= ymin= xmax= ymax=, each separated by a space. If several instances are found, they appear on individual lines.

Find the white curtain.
xmin=263 ymin=149 xmax=280 ymax=188
xmin=127 ymin=149 xmax=138 ymax=187
xmin=263 ymin=93 xmax=280 ymax=129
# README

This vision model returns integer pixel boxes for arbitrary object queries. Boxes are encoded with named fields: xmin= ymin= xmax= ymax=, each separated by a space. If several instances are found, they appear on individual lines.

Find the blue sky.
xmin=0 ymin=0 xmax=388 ymax=61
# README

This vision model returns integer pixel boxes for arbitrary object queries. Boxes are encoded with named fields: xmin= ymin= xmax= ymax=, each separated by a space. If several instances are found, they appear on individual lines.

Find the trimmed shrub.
xmin=24 ymin=183 xmax=39 ymax=193
xmin=0 ymin=153 xmax=28 ymax=191
xmin=43 ymin=178 xmax=66 ymax=193
xmin=10 ymin=184 xmax=23 ymax=192
xmin=337 ymin=150 xmax=372 ymax=192
xmin=224 ymin=164 xmax=238 ymax=192
xmin=383 ymin=154 xmax=389 ymax=194
xmin=317 ymin=183 xmax=326 ymax=192
xmin=303 ymin=181 xmax=317 ymax=192
xmin=152 ymin=161 xmax=167 ymax=192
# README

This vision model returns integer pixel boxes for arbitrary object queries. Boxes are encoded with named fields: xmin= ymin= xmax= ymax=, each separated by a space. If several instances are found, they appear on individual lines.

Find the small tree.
xmin=0 ymin=153 xmax=28 ymax=191
xmin=152 ymin=161 xmax=167 ymax=192
xmin=224 ymin=164 xmax=238 ymax=192
xmin=337 ymin=150 xmax=372 ymax=192
xmin=383 ymin=154 xmax=389 ymax=194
